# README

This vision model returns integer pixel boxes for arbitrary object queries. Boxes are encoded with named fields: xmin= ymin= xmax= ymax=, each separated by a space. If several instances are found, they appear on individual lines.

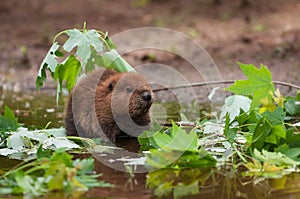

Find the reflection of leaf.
xmin=254 ymin=149 xmax=299 ymax=166
xmin=174 ymin=181 xmax=199 ymax=199
xmin=226 ymin=63 xmax=275 ymax=109
xmin=147 ymin=168 xmax=212 ymax=198
xmin=15 ymin=172 xmax=42 ymax=195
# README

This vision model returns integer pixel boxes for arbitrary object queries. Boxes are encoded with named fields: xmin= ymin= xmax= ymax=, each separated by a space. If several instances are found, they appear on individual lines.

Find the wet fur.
xmin=65 ymin=68 xmax=153 ymax=143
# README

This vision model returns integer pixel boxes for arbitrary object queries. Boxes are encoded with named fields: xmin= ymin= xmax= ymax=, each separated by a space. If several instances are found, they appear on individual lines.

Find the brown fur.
xmin=64 ymin=68 xmax=153 ymax=143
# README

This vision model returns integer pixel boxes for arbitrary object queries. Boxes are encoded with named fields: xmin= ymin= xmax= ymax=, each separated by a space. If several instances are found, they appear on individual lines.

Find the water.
xmin=1 ymin=90 xmax=300 ymax=199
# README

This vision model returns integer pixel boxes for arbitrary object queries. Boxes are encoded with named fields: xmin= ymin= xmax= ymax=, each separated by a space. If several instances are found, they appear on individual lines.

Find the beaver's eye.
xmin=108 ymin=82 xmax=114 ymax=91
xmin=126 ymin=87 xmax=133 ymax=93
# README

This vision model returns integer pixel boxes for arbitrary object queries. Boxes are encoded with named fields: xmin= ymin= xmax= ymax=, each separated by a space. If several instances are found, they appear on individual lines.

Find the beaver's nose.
xmin=142 ymin=91 xmax=152 ymax=101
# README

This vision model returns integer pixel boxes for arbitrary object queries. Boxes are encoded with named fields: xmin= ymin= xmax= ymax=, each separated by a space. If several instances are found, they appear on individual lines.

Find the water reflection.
xmin=0 ymin=90 xmax=65 ymax=129
xmin=146 ymin=167 xmax=300 ymax=199
xmin=2 ymin=90 xmax=300 ymax=198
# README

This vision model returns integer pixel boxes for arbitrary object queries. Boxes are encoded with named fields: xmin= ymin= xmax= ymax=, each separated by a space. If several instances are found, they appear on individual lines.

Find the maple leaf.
xmin=63 ymin=29 xmax=103 ymax=67
xmin=220 ymin=95 xmax=252 ymax=122
xmin=226 ymin=62 xmax=275 ymax=109
xmin=36 ymin=42 xmax=60 ymax=90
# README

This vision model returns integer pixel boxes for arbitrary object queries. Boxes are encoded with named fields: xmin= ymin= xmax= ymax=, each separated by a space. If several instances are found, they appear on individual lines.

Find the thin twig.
xmin=153 ymin=80 xmax=300 ymax=92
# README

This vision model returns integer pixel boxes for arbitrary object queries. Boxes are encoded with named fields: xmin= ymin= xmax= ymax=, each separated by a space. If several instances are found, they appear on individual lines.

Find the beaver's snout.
xmin=141 ymin=91 xmax=152 ymax=102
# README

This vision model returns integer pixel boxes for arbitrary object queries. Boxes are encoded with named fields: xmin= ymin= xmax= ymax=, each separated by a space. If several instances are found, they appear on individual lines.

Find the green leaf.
xmin=284 ymin=97 xmax=300 ymax=115
xmin=15 ymin=172 xmax=42 ymax=195
xmin=226 ymin=63 xmax=275 ymax=109
xmin=46 ymin=163 xmax=65 ymax=191
xmin=102 ymin=49 xmax=136 ymax=72
xmin=85 ymin=48 xmax=105 ymax=73
xmin=224 ymin=113 xmax=237 ymax=143
xmin=156 ymin=121 xmax=198 ymax=151
xmin=145 ymin=149 xmax=216 ymax=169
xmin=37 ymin=146 xmax=51 ymax=159
xmin=0 ymin=148 xmax=110 ymax=196
xmin=262 ymin=107 xmax=285 ymax=125
xmin=0 ymin=106 xmax=19 ymax=133
xmin=36 ymin=42 xmax=60 ymax=90
xmin=265 ymin=124 xmax=286 ymax=144
xmin=63 ymin=29 xmax=103 ymax=66
xmin=54 ymin=55 xmax=81 ymax=92
xmin=251 ymin=118 xmax=272 ymax=150
xmin=73 ymin=158 xmax=95 ymax=175
xmin=39 ymin=42 xmax=60 ymax=73
xmin=276 ymin=144 xmax=300 ymax=162
xmin=104 ymin=36 xmax=116 ymax=49
xmin=51 ymin=148 xmax=73 ymax=167
xmin=138 ymin=121 xmax=163 ymax=149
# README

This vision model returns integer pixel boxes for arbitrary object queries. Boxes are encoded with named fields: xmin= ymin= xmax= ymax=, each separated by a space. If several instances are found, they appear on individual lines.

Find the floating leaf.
xmin=220 ymin=95 xmax=251 ymax=122
xmin=1 ymin=127 xmax=79 ymax=160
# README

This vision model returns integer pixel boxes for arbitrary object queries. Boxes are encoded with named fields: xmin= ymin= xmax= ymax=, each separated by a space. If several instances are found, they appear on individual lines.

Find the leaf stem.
xmin=52 ymin=30 xmax=70 ymax=44
xmin=24 ymin=163 xmax=49 ymax=175
xmin=232 ymin=143 xmax=247 ymax=163
xmin=3 ymin=161 xmax=37 ymax=178
xmin=83 ymin=21 xmax=87 ymax=31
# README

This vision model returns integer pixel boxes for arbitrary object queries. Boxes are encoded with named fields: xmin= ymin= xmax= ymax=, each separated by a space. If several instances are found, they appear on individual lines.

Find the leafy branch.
xmin=36 ymin=22 xmax=135 ymax=102
xmin=139 ymin=62 xmax=300 ymax=177
xmin=0 ymin=148 xmax=112 ymax=196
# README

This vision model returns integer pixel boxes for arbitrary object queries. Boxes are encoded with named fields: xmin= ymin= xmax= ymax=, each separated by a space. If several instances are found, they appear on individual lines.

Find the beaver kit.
xmin=65 ymin=68 xmax=153 ymax=143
